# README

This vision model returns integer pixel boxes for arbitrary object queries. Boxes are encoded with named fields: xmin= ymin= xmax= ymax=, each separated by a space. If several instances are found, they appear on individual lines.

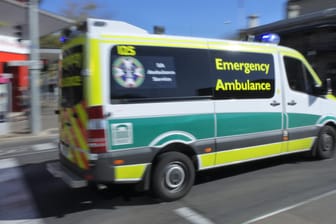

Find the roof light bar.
xmin=255 ymin=33 xmax=280 ymax=44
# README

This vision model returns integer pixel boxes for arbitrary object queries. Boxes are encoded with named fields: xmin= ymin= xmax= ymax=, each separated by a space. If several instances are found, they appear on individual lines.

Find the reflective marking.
xmin=149 ymin=131 xmax=196 ymax=148
xmin=174 ymin=207 xmax=215 ymax=224
xmin=242 ymin=189 xmax=336 ymax=224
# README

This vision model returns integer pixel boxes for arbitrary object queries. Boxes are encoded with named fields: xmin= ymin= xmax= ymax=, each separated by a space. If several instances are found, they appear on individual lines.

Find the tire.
xmin=316 ymin=126 xmax=336 ymax=159
xmin=152 ymin=152 xmax=195 ymax=202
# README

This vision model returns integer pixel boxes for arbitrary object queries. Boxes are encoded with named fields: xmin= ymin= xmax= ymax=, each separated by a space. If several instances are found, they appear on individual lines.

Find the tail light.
xmin=87 ymin=106 xmax=107 ymax=153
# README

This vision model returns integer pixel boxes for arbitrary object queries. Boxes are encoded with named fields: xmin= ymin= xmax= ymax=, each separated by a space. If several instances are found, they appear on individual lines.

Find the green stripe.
xmin=108 ymin=112 xmax=324 ymax=151
xmin=217 ymin=112 xmax=282 ymax=136
xmin=288 ymin=113 xmax=320 ymax=128
xmin=108 ymin=114 xmax=215 ymax=150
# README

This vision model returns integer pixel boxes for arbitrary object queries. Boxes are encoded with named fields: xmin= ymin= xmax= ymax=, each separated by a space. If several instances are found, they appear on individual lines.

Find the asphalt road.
xmin=1 ymin=141 xmax=336 ymax=224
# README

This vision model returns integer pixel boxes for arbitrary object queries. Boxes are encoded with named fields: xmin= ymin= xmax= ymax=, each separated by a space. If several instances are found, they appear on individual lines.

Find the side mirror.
xmin=326 ymin=78 xmax=333 ymax=94
xmin=313 ymin=78 xmax=333 ymax=96
xmin=313 ymin=85 xmax=327 ymax=96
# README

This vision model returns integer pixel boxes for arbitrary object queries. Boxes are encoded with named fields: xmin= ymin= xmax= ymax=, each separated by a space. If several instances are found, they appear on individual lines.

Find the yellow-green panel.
xmin=327 ymin=94 xmax=336 ymax=101
xmin=114 ymin=164 xmax=148 ymax=181
xmin=215 ymin=142 xmax=283 ymax=165
xmin=208 ymin=42 xmax=277 ymax=54
xmin=101 ymin=34 xmax=207 ymax=44
xmin=101 ymin=39 xmax=208 ymax=49
xmin=88 ymin=38 xmax=103 ymax=105
xmin=287 ymin=137 xmax=314 ymax=153
xmin=98 ymin=35 xmax=209 ymax=49
xmin=199 ymin=153 xmax=216 ymax=169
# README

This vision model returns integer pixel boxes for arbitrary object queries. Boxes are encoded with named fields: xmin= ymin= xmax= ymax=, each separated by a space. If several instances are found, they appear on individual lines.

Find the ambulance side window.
xmin=210 ymin=51 xmax=275 ymax=99
xmin=110 ymin=46 xmax=212 ymax=103
xmin=284 ymin=57 xmax=316 ymax=95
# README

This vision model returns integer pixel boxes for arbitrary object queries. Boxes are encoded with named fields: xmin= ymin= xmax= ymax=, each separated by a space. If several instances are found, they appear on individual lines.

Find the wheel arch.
xmin=149 ymin=131 xmax=199 ymax=169
xmin=152 ymin=142 xmax=199 ymax=170
xmin=313 ymin=123 xmax=336 ymax=159
xmin=324 ymin=121 xmax=336 ymax=130
xmin=317 ymin=116 xmax=336 ymax=129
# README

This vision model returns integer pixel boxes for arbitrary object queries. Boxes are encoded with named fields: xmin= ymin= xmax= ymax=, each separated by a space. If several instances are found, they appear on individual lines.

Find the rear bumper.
xmin=49 ymin=143 xmax=155 ymax=187
xmin=47 ymin=162 xmax=88 ymax=188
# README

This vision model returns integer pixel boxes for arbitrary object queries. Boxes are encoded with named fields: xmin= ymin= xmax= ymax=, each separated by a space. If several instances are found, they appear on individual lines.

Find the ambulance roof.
xmin=85 ymin=18 xmax=300 ymax=57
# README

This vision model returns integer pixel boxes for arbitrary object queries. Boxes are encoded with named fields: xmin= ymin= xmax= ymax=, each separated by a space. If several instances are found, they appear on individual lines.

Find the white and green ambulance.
xmin=48 ymin=18 xmax=336 ymax=201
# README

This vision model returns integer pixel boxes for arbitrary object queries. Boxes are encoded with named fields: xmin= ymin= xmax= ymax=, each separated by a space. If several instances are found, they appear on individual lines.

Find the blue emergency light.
xmin=59 ymin=36 xmax=68 ymax=43
xmin=255 ymin=33 xmax=280 ymax=44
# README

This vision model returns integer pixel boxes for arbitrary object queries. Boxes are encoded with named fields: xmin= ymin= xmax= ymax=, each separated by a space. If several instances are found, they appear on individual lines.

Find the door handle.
xmin=287 ymin=100 xmax=297 ymax=106
xmin=270 ymin=101 xmax=281 ymax=106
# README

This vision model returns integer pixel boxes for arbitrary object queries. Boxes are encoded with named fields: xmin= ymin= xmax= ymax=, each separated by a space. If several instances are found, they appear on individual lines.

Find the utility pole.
xmin=28 ymin=0 xmax=41 ymax=134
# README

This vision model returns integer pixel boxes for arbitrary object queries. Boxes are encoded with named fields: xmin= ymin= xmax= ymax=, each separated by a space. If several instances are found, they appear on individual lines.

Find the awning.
xmin=0 ymin=0 xmax=75 ymax=37
xmin=241 ymin=8 xmax=336 ymax=36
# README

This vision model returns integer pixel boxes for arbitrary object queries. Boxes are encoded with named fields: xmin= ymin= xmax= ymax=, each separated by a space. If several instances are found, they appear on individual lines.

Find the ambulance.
xmin=47 ymin=18 xmax=336 ymax=201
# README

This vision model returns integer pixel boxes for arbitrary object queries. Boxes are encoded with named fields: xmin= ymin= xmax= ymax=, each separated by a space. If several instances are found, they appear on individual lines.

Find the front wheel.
xmin=316 ymin=126 xmax=336 ymax=159
xmin=152 ymin=152 xmax=195 ymax=202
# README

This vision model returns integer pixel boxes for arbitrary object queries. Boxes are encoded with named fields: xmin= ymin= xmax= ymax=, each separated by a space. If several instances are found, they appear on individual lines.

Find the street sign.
xmin=7 ymin=60 xmax=42 ymax=69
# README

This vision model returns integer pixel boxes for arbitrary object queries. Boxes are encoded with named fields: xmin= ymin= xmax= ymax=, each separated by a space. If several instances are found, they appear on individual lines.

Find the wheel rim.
xmin=321 ymin=133 xmax=334 ymax=152
xmin=163 ymin=162 xmax=186 ymax=192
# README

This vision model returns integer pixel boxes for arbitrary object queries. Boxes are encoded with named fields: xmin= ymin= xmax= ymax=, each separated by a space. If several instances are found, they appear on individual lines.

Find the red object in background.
xmin=0 ymin=76 xmax=9 ymax=84
xmin=0 ymin=51 xmax=29 ymax=112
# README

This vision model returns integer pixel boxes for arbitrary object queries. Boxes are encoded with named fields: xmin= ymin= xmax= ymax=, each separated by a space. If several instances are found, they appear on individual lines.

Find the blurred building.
xmin=0 ymin=0 xmax=73 ymax=112
xmin=240 ymin=0 xmax=336 ymax=81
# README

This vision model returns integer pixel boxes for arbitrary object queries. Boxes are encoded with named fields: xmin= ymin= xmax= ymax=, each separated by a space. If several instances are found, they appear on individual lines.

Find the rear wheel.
xmin=152 ymin=152 xmax=195 ymax=201
xmin=316 ymin=126 xmax=336 ymax=159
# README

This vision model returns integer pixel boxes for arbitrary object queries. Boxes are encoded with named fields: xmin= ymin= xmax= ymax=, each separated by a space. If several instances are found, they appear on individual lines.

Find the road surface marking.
xmin=174 ymin=207 xmax=215 ymax=224
xmin=31 ymin=143 xmax=57 ymax=151
xmin=0 ymin=158 xmax=19 ymax=169
xmin=242 ymin=188 xmax=336 ymax=224
xmin=0 ymin=143 xmax=57 ymax=159
xmin=0 ymin=149 xmax=20 ymax=156
xmin=0 ymin=220 xmax=44 ymax=224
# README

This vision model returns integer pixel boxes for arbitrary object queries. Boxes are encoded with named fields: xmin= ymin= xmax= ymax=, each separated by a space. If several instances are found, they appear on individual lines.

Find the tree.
xmin=60 ymin=0 xmax=112 ymax=22
xmin=40 ymin=0 xmax=112 ymax=48
xmin=61 ymin=1 xmax=96 ymax=22
xmin=40 ymin=34 xmax=63 ymax=48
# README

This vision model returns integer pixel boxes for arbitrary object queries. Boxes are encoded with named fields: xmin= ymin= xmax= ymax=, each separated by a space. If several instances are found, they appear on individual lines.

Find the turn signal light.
xmin=113 ymin=159 xmax=125 ymax=165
